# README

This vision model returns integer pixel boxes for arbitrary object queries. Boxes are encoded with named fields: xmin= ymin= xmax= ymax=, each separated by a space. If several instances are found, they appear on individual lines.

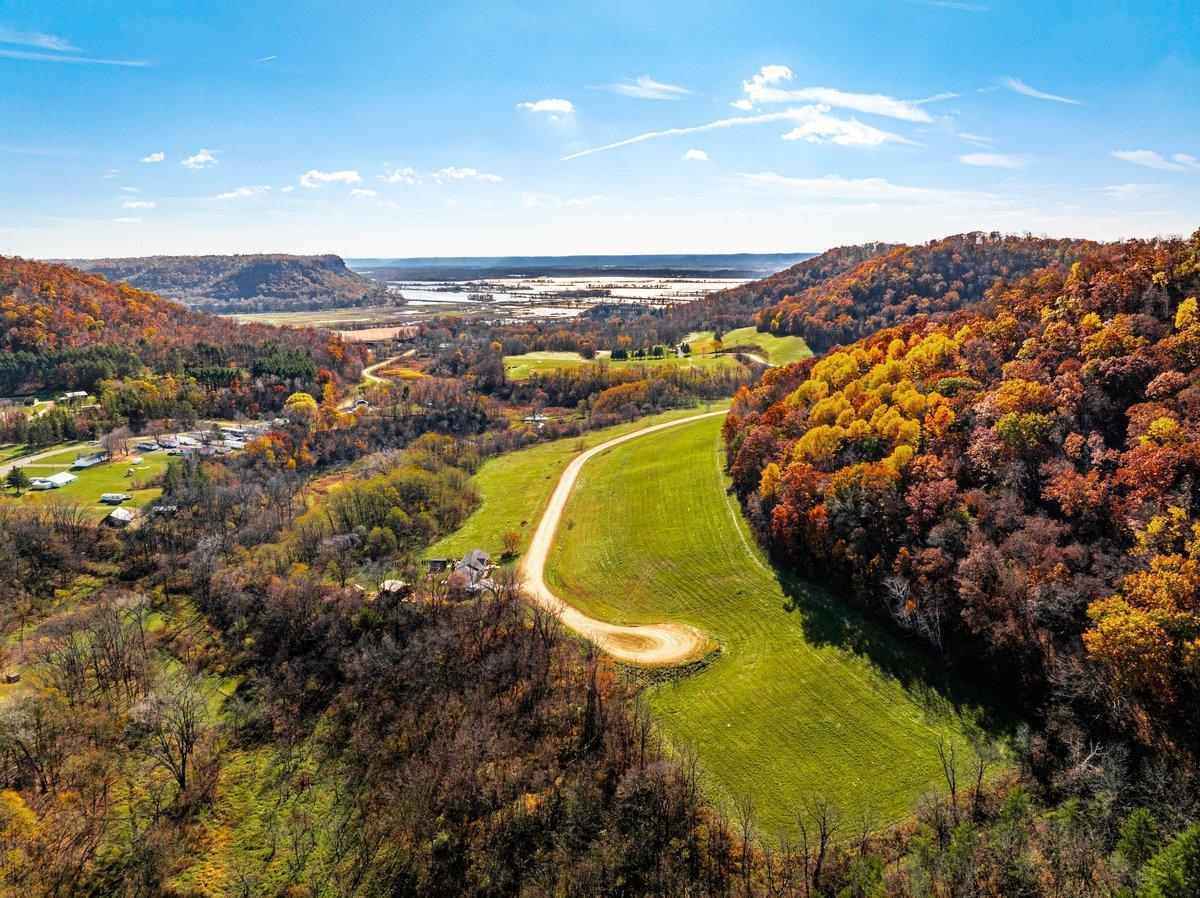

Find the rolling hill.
xmin=67 ymin=253 xmax=390 ymax=313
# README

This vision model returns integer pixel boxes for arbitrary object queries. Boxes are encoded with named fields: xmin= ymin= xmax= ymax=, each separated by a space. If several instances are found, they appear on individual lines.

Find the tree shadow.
xmin=774 ymin=564 xmax=1019 ymax=739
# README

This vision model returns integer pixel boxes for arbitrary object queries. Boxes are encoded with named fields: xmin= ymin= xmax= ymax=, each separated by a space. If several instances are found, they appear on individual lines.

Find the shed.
xmin=104 ymin=507 xmax=137 ymax=527
xmin=31 ymin=471 xmax=77 ymax=489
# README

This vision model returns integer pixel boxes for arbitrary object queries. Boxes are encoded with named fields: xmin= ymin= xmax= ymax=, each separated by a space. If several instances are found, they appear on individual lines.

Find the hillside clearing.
xmin=517 ymin=413 xmax=1003 ymax=831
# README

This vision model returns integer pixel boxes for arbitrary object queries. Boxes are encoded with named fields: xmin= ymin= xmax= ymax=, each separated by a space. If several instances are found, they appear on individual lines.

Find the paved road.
xmin=518 ymin=410 xmax=727 ymax=667
xmin=0 ymin=442 xmax=88 ymax=479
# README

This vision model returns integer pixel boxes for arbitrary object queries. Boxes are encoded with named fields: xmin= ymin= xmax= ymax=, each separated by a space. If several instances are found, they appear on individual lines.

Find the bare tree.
xmin=131 ymin=673 xmax=210 ymax=793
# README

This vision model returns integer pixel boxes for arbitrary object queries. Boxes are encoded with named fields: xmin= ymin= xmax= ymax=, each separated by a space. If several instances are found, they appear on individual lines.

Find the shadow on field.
xmin=775 ymin=567 xmax=1017 ymax=738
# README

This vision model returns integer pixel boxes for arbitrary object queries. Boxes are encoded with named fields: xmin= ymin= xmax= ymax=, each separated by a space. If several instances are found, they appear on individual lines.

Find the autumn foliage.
xmin=747 ymin=232 xmax=1097 ymax=352
xmin=0 ymin=256 xmax=365 ymax=404
xmin=725 ymin=232 xmax=1200 ymax=755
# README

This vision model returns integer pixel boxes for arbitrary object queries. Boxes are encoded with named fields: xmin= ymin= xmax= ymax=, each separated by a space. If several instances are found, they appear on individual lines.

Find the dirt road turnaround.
xmin=518 ymin=409 xmax=726 ymax=667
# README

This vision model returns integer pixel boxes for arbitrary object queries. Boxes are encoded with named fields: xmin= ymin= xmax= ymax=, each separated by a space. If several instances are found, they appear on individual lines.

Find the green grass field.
xmin=502 ymin=350 xmax=739 ymax=381
xmin=19 ymin=451 xmax=170 ymax=520
xmin=430 ymin=402 xmax=731 ymax=560
xmin=439 ymin=411 xmax=1005 ymax=834
xmin=685 ymin=326 xmax=813 ymax=366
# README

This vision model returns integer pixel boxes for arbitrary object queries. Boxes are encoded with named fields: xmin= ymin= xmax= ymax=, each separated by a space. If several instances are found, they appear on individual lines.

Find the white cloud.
xmin=299 ymin=168 xmax=361 ymax=188
xmin=122 ymin=200 xmax=155 ymax=209
xmin=737 ymin=171 xmax=964 ymax=202
xmin=112 ymin=217 xmax=141 ymax=223
xmin=1111 ymin=149 xmax=1200 ymax=172
xmin=781 ymin=109 xmax=908 ymax=146
xmin=730 ymin=98 xmax=754 ymax=111
xmin=433 ymin=166 xmax=502 ymax=183
xmin=959 ymin=152 xmax=1034 ymax=168
xmin=0 ymin=27 xmax=77 ymax=51
xmin=380 ymin=165 xmax=422 ymax=185
xmin=181 ymin=148 xmax=218 ymax=169
xmin=213 ymin=185 xmax=270 ymax=200
xmin=517 ymin=98 xmax=575 ymax=114
xmin=563 ymin=104 xmax=908 ymax=160
xmin=1102 ymin=183 xmax=1162 ymax=201
xmin=280 ymin=185 xmax=294 ymax=193
xmin=738 ymin=65 xmax=933 ymax=122
xmin=683 ymin=149 xmax=709 ymax=161
xmin=349 ymin=188 xmax=378 ymax=198
xmin=120 ymin=186 xmax=141 ymax=193
xmin=601 ymin=76 xmax=693 ymax=100
xmin=256 ymin=54 xmax=278 ymax=62
xmin=140 ymin=151 xmax=165 ymax=163
xmin=101 ymin=169 xmax=118 ymax=179
xmin=998 ymin=76 xmax=1081 ymax=105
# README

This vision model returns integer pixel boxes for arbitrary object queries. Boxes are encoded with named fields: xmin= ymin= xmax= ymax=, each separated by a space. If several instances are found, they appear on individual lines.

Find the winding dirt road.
xmin=518 ymin=409 xmax=726 ymax=666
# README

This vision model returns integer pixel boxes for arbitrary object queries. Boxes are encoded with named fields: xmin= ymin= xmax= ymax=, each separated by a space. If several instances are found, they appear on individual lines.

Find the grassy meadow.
xmin=502 ymin=349 xmax=740 ymax=381
xmin=17 ymin=449 xmax=170 ymax=520
xmin=430 ymin=402 xmax=730 ymax=560
xmin=685 ymin=325 xmax=813 ymax=366
xmin=437 ymin=411 xmax=1005 ymax=834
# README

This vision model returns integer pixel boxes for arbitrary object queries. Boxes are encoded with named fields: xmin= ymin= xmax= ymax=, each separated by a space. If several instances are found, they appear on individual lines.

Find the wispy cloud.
xmin=517 ymin=98 xmax=575 ymax=114
xmin=998 ymin=76 xmax=1081 ymax=105
xmin=737 ymin=171 xmax=966 ymax=202
xmin=519 ymin=191 xmax=602 ymax=207
xmin=600 ymin=76 xmax=694 ymax=100
xmin=299 ymin=169 xmax=361 ymax=188
xmin=121 ymin=186 xmax=140 ymax=194
xmin=0 ymin=46 xmax=149 ymax=66
xmin=140 ymin=151 xmax=165 ymax=163
xmin=1111 ymin=149 xmax=1200 ymax=172
xmin=683 ymin=149 xmax=709 ymax=161
xmin=122 ymin=200 xmax=155 ymax=209
xmin=214 ymin=185 xmax=270 ymax=200
xmin=112 ymin=217 xmax=141 ymax=224
xmin=959 ymin=152 xmax=1034 ymax=169
xmin=0 ymin=28 xmax=147 ymax=67
xmin=255 ymin=54 xmax=278 ymax=62
xmin=1102 ymin=183 xmax=1163 ymax=201
xmin=349 ymin=188 xmax=378 ymax=198
xmin=737 ymin=65 xmax=934 ymax=122
xmin=562 ymin=105 xmax=909 ymax=160
xmin=433 ymin=166 xmax=502 ymax=183
xmin=0 ymin=26 xmax=78 ymax=51
xmin=181 ymin=149 xmax=219 ymax=169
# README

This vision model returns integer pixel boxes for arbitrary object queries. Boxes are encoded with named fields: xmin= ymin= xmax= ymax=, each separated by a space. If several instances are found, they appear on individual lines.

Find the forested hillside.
xmin=725 ymin=233 xmax=1200 ymax=769
xmin=746 ymin=233 xmax=1096 ymax=352
xmin=0 ymin=256 xmax=364 ymax=423
xmin=69 ymin=253 xmax=389 ymax=313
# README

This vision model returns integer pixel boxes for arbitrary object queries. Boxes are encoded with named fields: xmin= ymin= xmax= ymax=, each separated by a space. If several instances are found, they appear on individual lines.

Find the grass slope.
xmin=538 ymin=414 xmax=1003 ymax=832
xmin=685 ymin=326 xmax=813 ymax=366
xmin=430 ymin=402 xmax=731 ymax=561
xmin=503 ymin=350 xmax=738 ymax=381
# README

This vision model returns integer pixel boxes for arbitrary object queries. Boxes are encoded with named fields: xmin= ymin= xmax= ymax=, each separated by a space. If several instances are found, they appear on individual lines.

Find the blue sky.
xmin=2 ymin=0 xmax=1197 ymax=258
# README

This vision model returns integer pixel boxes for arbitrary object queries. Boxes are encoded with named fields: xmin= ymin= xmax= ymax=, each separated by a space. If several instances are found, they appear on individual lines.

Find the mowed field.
xmin=17 ymin=449 xmax=170 ymax=520
xmin=443 ymin=411 xmax=1004 ymax=833
xmin=685 ymin=325 xmax=814 ymax=366
xmin=430 ymin=402 xmax=731 ymax=560
xmin=502 ymin=350 xmax=741 ymax=381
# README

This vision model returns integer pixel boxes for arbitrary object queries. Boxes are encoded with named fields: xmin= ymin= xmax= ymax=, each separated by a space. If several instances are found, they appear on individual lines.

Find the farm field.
xmin=429 ymin=402 xmax=731 ymax=561
xmin=502 ymin=349 xmax=741 ymax=380
xmin=685 ymin=326 xmax=813 ymax=366
xmin=532 ymin=414 xmax=1003 ymax=832
xmin=19 ymin=450 xmax=170 ymax=520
